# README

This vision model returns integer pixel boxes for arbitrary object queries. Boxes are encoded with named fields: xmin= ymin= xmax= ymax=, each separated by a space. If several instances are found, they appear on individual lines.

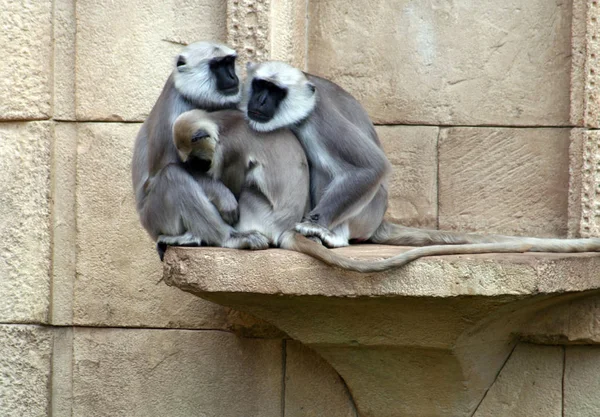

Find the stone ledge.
xmin=163 ymin=246 xmax=600 ymax=417
xmin=164 ymin=245 xmax=600 ymax=298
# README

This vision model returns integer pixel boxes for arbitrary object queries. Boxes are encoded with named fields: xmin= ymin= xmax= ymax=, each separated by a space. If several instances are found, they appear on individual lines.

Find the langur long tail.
xmin=370 ymin=220 xmax=600 ymax=250
xmin=280 ymin=230 xmax=600 ymax=274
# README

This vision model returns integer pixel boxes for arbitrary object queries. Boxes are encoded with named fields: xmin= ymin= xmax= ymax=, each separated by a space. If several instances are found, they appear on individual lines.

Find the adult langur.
xmin=236 ymin=61 xmax=600 ymax=270
xmin=132 ymin=41 xmax=269 ymax=260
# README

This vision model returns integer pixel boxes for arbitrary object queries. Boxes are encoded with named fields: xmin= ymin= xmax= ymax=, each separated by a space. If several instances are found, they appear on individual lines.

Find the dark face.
xmin=247 ymin=79 xmax=287 ymax=123
xmin=209 ymin=55 xmax=239 ymax=95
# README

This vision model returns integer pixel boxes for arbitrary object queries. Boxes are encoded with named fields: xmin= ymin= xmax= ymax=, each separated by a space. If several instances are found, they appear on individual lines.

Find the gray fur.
xmin=173 ymin=109 xmax=310 ymax=246
xmin=132 ymin=41 xmax=268 ymax=252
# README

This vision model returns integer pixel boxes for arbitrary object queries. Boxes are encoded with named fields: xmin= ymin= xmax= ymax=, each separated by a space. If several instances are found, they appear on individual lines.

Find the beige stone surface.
xmin=75 ymin=123 xmax=232 ymax=328
xmin=378 ymin=126 xmax=438 ymax=228
xmin=53 ymin=0 xmax=76 ymax=120
xmin=0 ymin=122 xmax=51 ymax=323
xmin=439 ymin=127 xmax=570 ymax=237
xmin=165 ymin=246 xmax=600 ymax=299
xmin=270 ymin=0 xmax=308 ymax=69
xmin=0 ymin=0 xmax=52 ymax=120
xmin=51 ymin=327 xmax=74 ymax=417
xmin=51 ymin=123 xmax=77 ymax=325
xmin=285 ymin=341 xmax=357 ymax=417
xmin=473 ymin=344 xmax=563 ymax=417
xmin=571 ymin=1 xmax=600 ymax=128
xmin=72 ymin=328 xmax=282 ymax=417
xmin=521 ymin=295 xmax=600 ymax=344
xmin=568 ymin=129 xmax=600 ymax=238
xmin=307 ymin=0 xmax=572 ymax=126
xmin=564 ymin=346 xmax=600 ymax=416
xmin=0 ymin=325 xmax=52 ymax=417
xmin=75 ymin=0 xmax=227 ymax=121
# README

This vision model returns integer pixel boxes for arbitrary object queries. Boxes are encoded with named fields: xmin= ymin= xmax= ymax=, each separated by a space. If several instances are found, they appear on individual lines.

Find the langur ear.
xmin=176 ymin=55 xmax=187 ymax=71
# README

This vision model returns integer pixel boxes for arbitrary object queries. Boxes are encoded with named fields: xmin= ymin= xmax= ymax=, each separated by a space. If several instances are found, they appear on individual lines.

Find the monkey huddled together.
xmin=132 ymin=41 xmax=600 ymax=273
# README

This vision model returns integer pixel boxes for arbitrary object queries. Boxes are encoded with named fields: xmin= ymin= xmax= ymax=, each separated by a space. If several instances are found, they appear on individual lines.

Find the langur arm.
xmin=193 ymin=174 xmax=239 ymax=225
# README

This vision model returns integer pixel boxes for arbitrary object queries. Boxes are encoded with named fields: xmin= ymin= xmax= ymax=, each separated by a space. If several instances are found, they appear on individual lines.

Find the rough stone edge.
xmin=570 ymin=129 xmax=600 ymax=238
xmin=572 ymin=1 xmax=600 ymax=127
xmin=51 ymin=327 xmax=73 ymax=417
xmin=50 ymin=123 xmax=77 ymax=325
xmin=53 ymin=0 xmax=77 ymax=121
xmin=163 ymin=247 xmax=600 ymax=299
xmin=227 ymin=0 xmax=307 ymax=70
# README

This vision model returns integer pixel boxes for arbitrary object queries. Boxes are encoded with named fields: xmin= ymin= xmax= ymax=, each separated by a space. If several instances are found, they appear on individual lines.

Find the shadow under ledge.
xmin=163 ymin=245 xmax=600 ymax=417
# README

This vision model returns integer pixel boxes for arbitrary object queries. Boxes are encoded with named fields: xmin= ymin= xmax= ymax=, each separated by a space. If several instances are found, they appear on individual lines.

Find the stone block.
xmin=0 ymin=325 xmax=53 ymax=417
xmin=0 ymin=122 xmax=51 ymax=323
xmin=439 ymin=127 xmax=570 ymax=237
xmin=564 ymin=346 xmax=600 ymax=416
xmin=377 ymin=126 xmax=438 ymax=228
xmin=473 ymin=343 xmax=563 ymax=417
xmin=72 ymin=328 xmax=282 ymax=417
xmin=285 ymin=341 xmax=357 ymax=417
xmin=568 ymin=129 xmax=600 ymax=238
xmin=0 ymin=0 xmax=52 ymax=120
xmin=74 ymin=122 xmax=232 ymax=328
xmin=75 ymin=0 xmax=227 ymax=121
xmin=307 ymin=0 xmax=572 ymax=126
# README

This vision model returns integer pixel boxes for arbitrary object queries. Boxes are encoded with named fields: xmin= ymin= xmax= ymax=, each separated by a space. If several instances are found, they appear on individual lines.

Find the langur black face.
xmin=247 ymin=79 xmax=288 ymax=123
xmin=209 ymin=55 xmax=239 ymax=96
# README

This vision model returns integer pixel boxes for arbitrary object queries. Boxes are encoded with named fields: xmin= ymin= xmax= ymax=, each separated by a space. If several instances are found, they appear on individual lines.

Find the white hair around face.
xmin=241 ymin=61 xmax=317 ymax=132
xmin=173 ymin=41 xmax=241 ymax=108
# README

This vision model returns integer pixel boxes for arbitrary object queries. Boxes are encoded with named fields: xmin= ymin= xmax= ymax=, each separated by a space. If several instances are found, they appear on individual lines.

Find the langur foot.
xmin=156 ymin=233 xmax=203 ymax=261
xmin=216 ymin=195 xmax=239 ymax=225
xmin=223 ymin=231 xmax=270 ymax=250
xmin=294 ymin=222 xmax=349 ymax=248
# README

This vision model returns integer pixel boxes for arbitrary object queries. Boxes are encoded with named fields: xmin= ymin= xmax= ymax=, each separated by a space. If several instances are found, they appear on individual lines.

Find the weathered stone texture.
xmin=571 ymin=1 xmax=600 ymax=127
xmin=75 ymin=123 xmax=232 ymax=328
xmin=0 ymin=122 xmax=51 ymax=323
xmin=75 ymin=0 xmax=227 ymax=121
xmin=307 ymin=0 xmax=572 ymax=126
xmin=473 ymin=344 xmax=563 ymax=417
xmin=270 ymin=0 xmax=308 ymax=69
xmin=51 ymin=123 xmax=77 ymax=325
xmin=439 ymin=127 xmax=570 ymax=237
xmin=378 ymin=126 xmax=438 ymax=228
xmin=521 ymin=295 xmax=600 ymax=344
xmin=285 ymin=341 xmax=357 ymax=417
xmin=72 ymin=328 xmax=282 ymax=417
xmin=564 ymin=346 xmax=600 ymax=416
xmin=53 ymin=0 xmax=77 ymax=120
xmin=227 ymin=0 xmax=271 ymax=72
xmin=569 ymin=129 xmax=600 ymax=238
xmin=0 ymin=0 xmax=52 ymax=120
xmin=0 ymin=325 xmax=52 ymax=417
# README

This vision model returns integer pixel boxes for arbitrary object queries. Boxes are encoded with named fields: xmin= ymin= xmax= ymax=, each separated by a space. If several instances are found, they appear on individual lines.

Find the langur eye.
xmin=176 ymin=56 xmax=187 ymax=67
xmin=307 ymin=83 xmax=316 ymax=93
xmin=191 ymin=129 xmax=210 ymax=143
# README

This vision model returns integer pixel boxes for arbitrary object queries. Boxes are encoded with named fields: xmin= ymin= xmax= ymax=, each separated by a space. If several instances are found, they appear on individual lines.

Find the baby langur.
xmin=238 ymin=61 xmax=600 ymax=271
xmin=132 ymin=41 xmax=269 ymax=259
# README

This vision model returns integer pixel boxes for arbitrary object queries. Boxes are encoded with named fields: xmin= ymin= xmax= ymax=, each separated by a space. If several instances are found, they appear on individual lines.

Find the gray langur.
xmin=132 ymin=41 xmax=269 ymax=260
xmin=237 ymin=61 xmax=600 ymax=271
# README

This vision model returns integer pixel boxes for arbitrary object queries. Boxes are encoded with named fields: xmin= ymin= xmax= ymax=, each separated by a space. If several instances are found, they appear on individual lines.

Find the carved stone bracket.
xmin=163 ymin=246 xmax=600 ymax=417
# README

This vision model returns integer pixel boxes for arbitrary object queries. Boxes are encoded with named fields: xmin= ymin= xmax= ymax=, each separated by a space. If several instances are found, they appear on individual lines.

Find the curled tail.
xmin=280 ymin=229 xmax=600 ymax=274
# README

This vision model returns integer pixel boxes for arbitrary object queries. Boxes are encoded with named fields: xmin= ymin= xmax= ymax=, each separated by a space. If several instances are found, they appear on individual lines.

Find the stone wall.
xmin=0 ymin=0 xmax=599 ymax=416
